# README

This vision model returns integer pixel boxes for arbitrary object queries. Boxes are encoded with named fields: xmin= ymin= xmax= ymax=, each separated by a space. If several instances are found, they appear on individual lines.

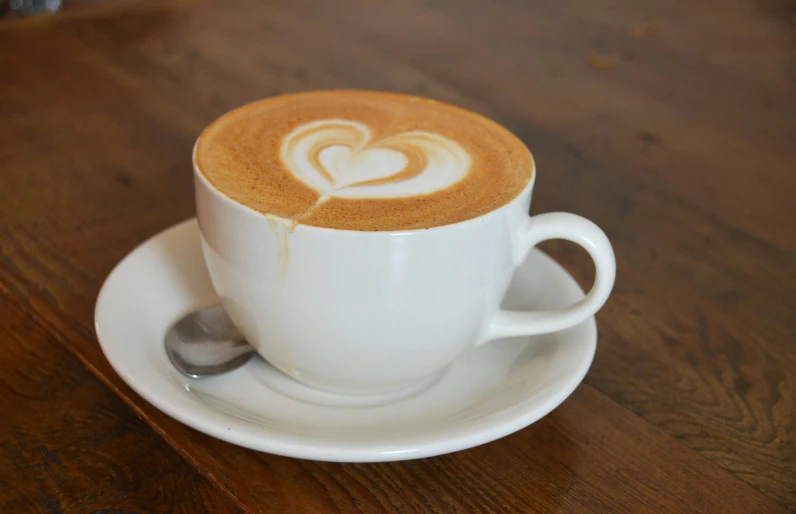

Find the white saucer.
xmin=95 ymin=219 xmax=596 ymax=462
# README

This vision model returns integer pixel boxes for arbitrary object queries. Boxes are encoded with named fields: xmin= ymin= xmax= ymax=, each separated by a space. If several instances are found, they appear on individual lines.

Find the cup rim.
xmin=192 ymin=95 xmax=537 ymax=236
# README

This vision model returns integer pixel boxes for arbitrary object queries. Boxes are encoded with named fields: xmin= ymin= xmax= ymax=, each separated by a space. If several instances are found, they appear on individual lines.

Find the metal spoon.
xmin=165 ymin=304 xmax=256 ymax=378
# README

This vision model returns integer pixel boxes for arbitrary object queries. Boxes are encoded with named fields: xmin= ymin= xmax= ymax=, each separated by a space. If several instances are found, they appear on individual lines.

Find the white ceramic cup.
xmin=194 ymin=144 xmax=615 ymax=395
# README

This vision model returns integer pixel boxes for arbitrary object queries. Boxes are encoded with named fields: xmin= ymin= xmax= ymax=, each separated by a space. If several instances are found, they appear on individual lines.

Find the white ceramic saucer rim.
xmin=95 ymin=219 xmax=596 ymax=462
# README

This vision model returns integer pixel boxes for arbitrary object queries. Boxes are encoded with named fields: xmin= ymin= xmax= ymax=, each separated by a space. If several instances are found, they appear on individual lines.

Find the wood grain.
xmin=0 ymin=295 xmax=242 ymax=513
xmin=0 ymin=0 xmax=794 ymax=510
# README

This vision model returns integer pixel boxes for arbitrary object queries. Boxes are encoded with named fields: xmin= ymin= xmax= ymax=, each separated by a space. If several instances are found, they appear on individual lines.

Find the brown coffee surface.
xmin=195 ymin=91 xmax=533 ymax=231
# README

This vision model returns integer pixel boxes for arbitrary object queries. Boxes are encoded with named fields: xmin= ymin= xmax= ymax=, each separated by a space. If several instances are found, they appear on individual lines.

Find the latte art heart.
xmin=280 ymin=119 xmax=472 ymax=200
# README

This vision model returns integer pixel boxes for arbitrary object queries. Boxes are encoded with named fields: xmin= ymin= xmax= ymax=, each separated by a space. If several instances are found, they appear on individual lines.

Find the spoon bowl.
xmin=165 ymin=305 xmax=256 ymax=378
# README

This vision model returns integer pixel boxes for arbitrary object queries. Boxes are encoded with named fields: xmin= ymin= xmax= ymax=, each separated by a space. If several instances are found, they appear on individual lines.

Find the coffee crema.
xmin=195 ymin=91 xmax=533 ymax=231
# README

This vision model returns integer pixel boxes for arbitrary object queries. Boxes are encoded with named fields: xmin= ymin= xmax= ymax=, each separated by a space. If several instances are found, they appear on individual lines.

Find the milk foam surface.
xmin=196 ymin=91 xmax=533 ymax=231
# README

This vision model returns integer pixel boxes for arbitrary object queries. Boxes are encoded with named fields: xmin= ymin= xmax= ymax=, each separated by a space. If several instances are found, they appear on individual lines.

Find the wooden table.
xmin=1 ymin=0 xmax=794 ymax=511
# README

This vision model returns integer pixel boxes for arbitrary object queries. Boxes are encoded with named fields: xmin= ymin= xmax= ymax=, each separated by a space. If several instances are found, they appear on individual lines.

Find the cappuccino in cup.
xmin=194 ymin=91 xmax=615 ymax=395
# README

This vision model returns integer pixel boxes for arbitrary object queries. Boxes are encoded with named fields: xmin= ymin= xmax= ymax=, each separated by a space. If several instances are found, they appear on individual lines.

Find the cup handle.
xmin=479 ymin=212 xmax=616 ymax=343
